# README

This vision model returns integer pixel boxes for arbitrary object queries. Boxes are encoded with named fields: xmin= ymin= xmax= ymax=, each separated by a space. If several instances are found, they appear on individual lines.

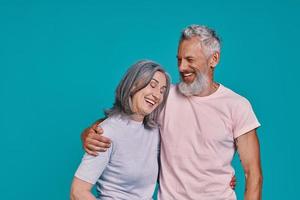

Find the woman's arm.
xmin=73 ymin=120 xmax=114 ymax=200
xmin=70 ymin=177 xmax=96 ymax=200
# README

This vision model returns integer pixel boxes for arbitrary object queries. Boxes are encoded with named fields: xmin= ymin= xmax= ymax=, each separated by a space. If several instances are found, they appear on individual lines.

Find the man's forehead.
xmin=178 ymin=43 xmax=202 ymax=57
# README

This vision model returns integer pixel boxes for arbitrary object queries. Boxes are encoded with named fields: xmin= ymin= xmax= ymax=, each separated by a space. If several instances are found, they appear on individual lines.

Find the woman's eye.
xmin=150 ymin=82 xmax=156 ymax=88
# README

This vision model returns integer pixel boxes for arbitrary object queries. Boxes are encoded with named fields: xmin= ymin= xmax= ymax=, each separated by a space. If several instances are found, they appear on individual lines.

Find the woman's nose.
xmin=152 ymin=90 xmax=160 ymax=101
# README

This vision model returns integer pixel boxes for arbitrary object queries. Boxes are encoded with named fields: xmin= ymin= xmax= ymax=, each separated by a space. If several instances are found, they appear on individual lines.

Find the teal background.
xmin=1 ymin=0 xmax=299 ymax=199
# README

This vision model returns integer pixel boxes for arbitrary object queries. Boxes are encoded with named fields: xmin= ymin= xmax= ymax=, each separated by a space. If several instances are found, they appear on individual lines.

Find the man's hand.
xmin=81 ymin=121 xmax=111 ymax=156
xmin=235 ymin=129 xmax=263 ymax=200
xmin=230 ymin=175 xmax=236 ymax=190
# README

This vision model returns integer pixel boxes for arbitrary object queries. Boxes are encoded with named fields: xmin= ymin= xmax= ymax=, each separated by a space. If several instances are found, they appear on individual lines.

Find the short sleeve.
xmin=232 ymin=98 xmax=261 ymax=139
xmin=74 ymin=121 xmax=115 ymax=184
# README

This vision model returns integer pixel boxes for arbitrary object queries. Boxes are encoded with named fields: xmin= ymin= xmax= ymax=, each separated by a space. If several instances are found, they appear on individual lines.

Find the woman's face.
xmin=131 ymin=71 xmax=167 ymax=121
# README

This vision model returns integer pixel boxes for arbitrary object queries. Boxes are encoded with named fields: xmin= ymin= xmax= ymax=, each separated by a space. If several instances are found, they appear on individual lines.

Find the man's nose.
xmin=178 ymin=60 xmax=188 ymax=72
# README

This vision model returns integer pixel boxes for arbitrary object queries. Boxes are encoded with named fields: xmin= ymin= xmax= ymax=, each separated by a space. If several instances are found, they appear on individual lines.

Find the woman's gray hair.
xmin=180 ymin=24 xmax=221 ymax=57
xmin=105 ymin=60 xmax=171 ymax=129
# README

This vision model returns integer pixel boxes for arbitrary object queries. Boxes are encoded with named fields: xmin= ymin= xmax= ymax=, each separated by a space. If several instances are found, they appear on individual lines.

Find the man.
xmin=82 ymin=25 xmax=262 ymax=199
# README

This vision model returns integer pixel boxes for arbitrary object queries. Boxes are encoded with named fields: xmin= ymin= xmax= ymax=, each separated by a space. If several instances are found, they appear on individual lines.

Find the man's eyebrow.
xmin=176 ymin=55 xmax=194 ymax=59
xmin=185 ymin=56 xmax=194 ymax=59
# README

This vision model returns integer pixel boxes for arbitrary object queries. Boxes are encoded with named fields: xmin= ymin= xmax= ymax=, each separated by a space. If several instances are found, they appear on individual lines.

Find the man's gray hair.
xmin=180 ymin=24 xmax=221 ymax=57
xmin=105 ymin=60 xmax=171 ymax=129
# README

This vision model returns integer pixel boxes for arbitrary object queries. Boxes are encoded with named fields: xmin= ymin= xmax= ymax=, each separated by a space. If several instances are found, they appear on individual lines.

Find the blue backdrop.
xmin=1 ymin=0 xmax=299 ymax=199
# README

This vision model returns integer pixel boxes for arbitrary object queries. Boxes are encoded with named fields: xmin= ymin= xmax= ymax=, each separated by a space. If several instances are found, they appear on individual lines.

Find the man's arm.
xmin=235 ymin=129 xmax=263 ymax=200
xmin=81 ymin=119 xmax=111 ymax=156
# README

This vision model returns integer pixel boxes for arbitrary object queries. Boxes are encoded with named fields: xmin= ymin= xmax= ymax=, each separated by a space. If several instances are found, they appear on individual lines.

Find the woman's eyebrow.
xmin=151 ymin=78 xmax=159 ymax=84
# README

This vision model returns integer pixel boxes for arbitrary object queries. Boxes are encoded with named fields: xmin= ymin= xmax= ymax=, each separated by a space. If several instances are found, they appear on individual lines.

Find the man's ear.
xmin=209 ymin=51 xmax=220 ymax=68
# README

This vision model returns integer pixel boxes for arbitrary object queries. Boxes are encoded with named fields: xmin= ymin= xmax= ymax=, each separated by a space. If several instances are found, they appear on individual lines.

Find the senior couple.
xmin=70 ymin=24 xmax=263 ymax=200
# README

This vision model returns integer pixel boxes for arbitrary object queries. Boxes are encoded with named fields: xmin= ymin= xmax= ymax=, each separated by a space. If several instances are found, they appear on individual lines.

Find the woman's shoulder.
xmin=97 ymin=115 xmax=124 ymax=140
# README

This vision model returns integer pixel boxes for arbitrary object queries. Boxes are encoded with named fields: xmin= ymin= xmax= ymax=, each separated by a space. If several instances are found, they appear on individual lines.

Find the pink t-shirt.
xmin=158 ymin=84 xmax=260 ymax=200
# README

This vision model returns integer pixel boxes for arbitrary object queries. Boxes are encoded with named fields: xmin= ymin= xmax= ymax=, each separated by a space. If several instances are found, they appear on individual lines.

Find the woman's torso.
xmin=96 ymin=115 xmax=160 ymax=200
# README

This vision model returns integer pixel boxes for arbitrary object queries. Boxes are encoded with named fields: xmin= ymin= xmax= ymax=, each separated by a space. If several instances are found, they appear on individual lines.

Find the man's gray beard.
xmin=178 ymin=72 xmax=209 ymax=97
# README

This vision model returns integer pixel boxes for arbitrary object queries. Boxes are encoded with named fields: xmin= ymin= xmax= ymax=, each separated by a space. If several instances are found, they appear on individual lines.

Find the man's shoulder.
xmin=220 ymin=84 xmax=252 ymax=109
xmin=168 ymin=84 xmax=182 ymax=97
xmin=221 ymin=84 xmax=248 ymax=101
xmin=170 ymin=84 xmax=177 ymax=92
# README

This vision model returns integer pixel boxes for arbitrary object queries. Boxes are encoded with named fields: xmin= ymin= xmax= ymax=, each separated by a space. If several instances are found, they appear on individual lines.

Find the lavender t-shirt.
xmin=75 ymin=115 xmax=160 ymax=200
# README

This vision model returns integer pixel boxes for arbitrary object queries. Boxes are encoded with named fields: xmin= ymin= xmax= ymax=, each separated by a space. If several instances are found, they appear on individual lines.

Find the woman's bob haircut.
xmin=105 ymin=60 xmax=171 ymax=129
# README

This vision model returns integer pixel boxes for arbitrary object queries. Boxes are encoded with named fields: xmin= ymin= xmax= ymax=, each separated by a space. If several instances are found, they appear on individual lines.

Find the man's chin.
xmin=178 ymin=80 xmax=207 ymax=97
xmin=178 ymin=83 xmax=195 ymax=96
xmin=181 ymin=76 xmax=195 ymax=84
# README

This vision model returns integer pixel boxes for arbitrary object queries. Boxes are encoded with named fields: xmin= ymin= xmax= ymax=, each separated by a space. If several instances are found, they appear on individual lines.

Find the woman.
xmin=70 ymin=60 xmax=171 ymax=200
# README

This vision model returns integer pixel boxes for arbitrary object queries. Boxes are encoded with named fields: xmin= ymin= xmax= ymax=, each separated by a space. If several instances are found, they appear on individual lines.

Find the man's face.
xmin=177 ymin=37 xmax=210 ymax=96
xmin=177 ymin=37 xmax=209 ymax=84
